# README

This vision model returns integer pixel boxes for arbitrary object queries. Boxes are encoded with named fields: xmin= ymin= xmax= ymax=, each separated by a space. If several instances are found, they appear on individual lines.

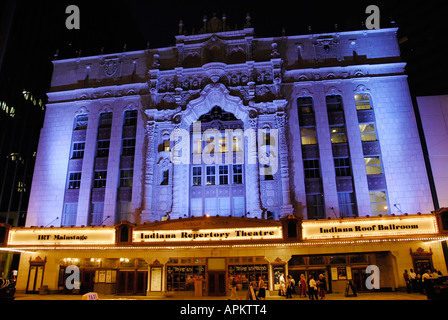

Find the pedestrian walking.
xmin=228 ymin=276 xmax=239 ymax=300
xmin=308 ymin=275 xmax=318 ymax=300
xmin=318 ymin=274 xmax=326 ymax=299
xmin=285 ymin=275 xmax=293 ymax=299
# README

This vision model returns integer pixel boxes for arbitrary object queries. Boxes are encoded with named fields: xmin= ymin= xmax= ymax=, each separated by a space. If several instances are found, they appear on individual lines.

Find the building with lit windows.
xmin=2 ymin=17 xmax=448 ymax=297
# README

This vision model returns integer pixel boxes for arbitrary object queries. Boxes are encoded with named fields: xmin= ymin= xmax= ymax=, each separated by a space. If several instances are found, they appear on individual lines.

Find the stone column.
xmin=141 ymin=120 xmax=157 ymax=222
xmin=245 ymin=116 xmax=263 ymax=218
xmin=276 ymin=111 xmax=294 ymax=217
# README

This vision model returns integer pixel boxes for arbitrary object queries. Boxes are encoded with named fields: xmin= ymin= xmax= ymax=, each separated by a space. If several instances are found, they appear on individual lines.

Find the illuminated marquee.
xmin=302 ymin=215 xmax=438 ymax=240
xmin=8 ymin=227 xmax=116 ymax=246
xmin=134 ymin=227 xmax=283 ymax=243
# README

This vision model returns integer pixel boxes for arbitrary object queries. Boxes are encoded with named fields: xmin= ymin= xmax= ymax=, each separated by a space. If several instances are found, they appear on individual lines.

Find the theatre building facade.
xmin=2 ymin=18 xmax=448 ymax=296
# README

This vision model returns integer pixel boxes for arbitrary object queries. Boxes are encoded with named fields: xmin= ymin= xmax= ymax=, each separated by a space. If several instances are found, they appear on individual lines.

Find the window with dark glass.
xmin=123 ymin=110 xmax=137 ymax=126
xmin=71 ymin=142 xmax=85 ymax=159
xmin=68 ymin=172 xmax=82 ymax=189
xmin=99 ymin=112 xmax=113 ymax=128
xmin=93 ymin=171 xmax=107 ymax=188
xmin=233 ymin=164 xmax=243 ymax=184
xmin=326 ymin=95 xmax=343 ymax=112
xmin=334 ymin=158 xmax=351 ymax=176
xmin=121 ymin=138 xmax=136 ymax=156
xmin=297 ymin=97 xmax=314 ymax=114
xmin=97 ymin=140 xmax=110 ymax=157
xmin=192 ymin=166 xmax=202 ymax=186
xmin=206 ymin=166 xmax=216 ymax=185
xmin=303 ymin=159 xmax=320 ymax=178
xmin=120 ymin=169 xmax=133 ymax=187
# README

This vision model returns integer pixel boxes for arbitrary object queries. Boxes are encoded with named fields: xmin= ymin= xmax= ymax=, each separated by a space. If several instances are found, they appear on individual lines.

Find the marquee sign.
xmin=8 ymin=227 xmax=116 ymax=246
xmin=302 ymin=215 xmax=438 ymax=240
xmin=133 ymin=227 xmax=283 ymax=243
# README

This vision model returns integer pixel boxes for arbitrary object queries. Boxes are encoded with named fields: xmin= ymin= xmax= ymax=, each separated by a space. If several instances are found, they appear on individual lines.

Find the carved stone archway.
xmin=170 ymin=83 xmax=263 ymax=219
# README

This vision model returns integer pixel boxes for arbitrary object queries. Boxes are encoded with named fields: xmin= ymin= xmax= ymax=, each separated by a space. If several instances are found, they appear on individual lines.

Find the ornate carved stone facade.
xmin=26 ymin=20 xmax=434 ymax=227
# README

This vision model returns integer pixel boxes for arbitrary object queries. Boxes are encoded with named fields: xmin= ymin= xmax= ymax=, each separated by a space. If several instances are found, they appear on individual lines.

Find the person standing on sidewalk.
xmin=409 ymin=269 xmax=417 ymax=293
xmin=403 ymin=270 xmax=411 ymax=293
xmin=308 ymin=275 xmax=317 ymax=300
xmin=318 ymin=274 xmax=326 ymax=299
xmin=300 ymin=274 xmax=307 ymax=298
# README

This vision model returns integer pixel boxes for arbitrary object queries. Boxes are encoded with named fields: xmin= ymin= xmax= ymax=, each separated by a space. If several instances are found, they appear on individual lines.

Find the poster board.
xmin=150 ymin=267 xmax=162 ymax=292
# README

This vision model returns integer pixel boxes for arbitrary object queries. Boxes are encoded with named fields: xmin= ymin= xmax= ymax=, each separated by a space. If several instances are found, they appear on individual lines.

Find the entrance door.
xmin=26 ymin=265 xmax=44 ymax=294
xmin=135 ymin=271 xmax=148 ymax=295
xmin=117 ymin=271 xmax=147 ymax=295
xmin=208 ymin=272 xmax=226 ymax=296
xmin=351 ymin=267 xmax=368 ymax=292
xmin=81 ymin=269 xmax=95 ymax=294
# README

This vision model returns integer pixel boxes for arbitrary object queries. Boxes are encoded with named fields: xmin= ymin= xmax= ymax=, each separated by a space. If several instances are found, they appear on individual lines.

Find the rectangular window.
xmin=120 ymin=169 xmax=133 ymax=188
xmin=334 ymin=158 xmax=351 ymax=177
xmin=124 ymin=110 xmax=137 ymax=126
xmin=206 ymin=166 xmax=216 ymax=185
xmin=219 ymin=165 xmax=229 ymax=185
xmin=369 ymin=191 xmax=388 ymax=214
xmin=303 ymin=159 xmax=321 ymax=179
xmin=365 ymin=157 xmax=382 ymax=175
xmin=297 ymin=97 xmax=314 ymax=114
xmin=97 ymin=140 xmax=110 ymax=157
xmin=218 ymin=198 xmax=230 ymax=215
xmin=205 ymin=198 xmax=217 ymax=215
xmin=122 ymin=138 xmax=136 ymax=156
xmin=233 ymin=164 xmax=243 ymax=184
xmin=306 ymin=194 xmax=325 ymax=219
xmin=117 ymin=202 xmax=132 ymax=222
xmin=219 ymin=137 xmax=228 ymax=153
xmin=192 ymin=166 xmax=202 ymax=186
xmin=326 ymin=95 xmax=343 ymax=112
xmin=330 ymin=126 xmax=347 ymax=144
xmin=338 ymin=192 xmax=357 ymax=217
xmin=61 ymin=203 xmax=78 ymax=226
xmin=71 ymin=142 xmax=85 ymax=159
xmin=300 ymin=127 xmax=317 ymax=145
xmin=355 ymin=94 xmax=372 ymax=110
xmin=90 ymin=202 xmax=104 ymax=226
xmin=93 ymin=171 xmax=107 ymax=188
xmin=359 ymin=123 xmax=377 ymax=141
xmin=190 ymin=198 xmax=202 ymax=216
xmin=193 ymin=135 xmax=202 ymax=154
xmin=232 ymin=197 xmax=245 ymax=217
xmin=232 ymin=134 xmax=243 ymax=152
xmin=68 ymin=172 xmax=82 ymax=189
xmin=99 ymin=112 xmax=113 ymax=128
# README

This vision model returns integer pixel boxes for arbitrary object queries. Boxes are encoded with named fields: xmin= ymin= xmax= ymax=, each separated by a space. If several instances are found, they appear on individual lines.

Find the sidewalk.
xmin=13 ymin=291 xmax=429 ymax=301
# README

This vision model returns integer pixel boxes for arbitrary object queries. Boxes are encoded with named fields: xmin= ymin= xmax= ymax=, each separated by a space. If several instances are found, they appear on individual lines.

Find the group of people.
xmin=279 ymin=273 xmax=326 ymax=300
xmin=403 ymin=268 xmax=443 ymax=295
xmin=228 ymin=275 xmax=267 ymax=300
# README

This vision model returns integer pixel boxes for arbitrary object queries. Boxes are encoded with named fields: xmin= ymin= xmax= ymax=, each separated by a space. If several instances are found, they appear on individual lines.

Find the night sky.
xmin=1 ymin=0 xmax=447 ymax=100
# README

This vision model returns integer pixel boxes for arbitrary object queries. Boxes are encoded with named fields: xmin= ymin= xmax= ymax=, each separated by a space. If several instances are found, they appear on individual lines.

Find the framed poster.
xmin=272 ymin=265 xmax=285 ymax=290
xmin=150 ymin=267 xmax=162 ymax=292
xmin=106 ymin=270 xmax=112 ymax=283
xmin=98 ymin=270 xmax=106 ymax=283
xmin=337 ymin=267 xmax=347 ymax=280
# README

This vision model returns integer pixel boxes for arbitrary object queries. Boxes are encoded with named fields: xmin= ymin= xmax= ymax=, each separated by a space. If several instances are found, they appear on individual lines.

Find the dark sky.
xmin=1 ymin=0 xmax=447 ymax=99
